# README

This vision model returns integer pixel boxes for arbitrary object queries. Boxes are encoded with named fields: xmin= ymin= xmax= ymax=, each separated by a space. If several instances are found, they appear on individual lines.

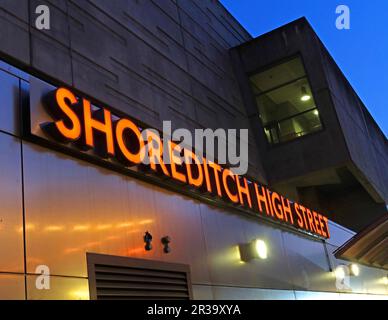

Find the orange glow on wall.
xmin=44 ymin=225 xmax=65 ymax=232
xmin=72 ymin=225 xmax=91 ymax=232
xmin=96 ymin=224 xmax=112 ymax=231
xmin=115 ymin=222 xmax=133 ymax=229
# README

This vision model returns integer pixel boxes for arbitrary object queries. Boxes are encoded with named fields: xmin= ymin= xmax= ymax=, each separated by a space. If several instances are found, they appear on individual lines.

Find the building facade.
xmin=0 ymin=0 xmax=386 ymax=299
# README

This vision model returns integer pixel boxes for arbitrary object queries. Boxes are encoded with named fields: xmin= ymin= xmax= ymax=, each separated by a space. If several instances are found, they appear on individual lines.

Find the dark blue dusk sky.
xmin=221 ymin=0 xmax=388 ymax=136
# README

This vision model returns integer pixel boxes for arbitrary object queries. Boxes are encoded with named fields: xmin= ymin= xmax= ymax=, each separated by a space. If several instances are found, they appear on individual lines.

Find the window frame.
xmin=247 ymin=53 xmax=325 ymax=148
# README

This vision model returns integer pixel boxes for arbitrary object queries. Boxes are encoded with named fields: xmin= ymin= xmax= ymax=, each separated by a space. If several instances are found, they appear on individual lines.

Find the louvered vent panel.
xmin=87 ymin=253 xmax=192 ymax=300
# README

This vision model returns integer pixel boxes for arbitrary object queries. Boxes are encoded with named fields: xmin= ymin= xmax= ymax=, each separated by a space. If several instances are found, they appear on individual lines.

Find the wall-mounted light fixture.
xmin=239 ymin=239 xmax=268 ymax=262
xmin=334 ymin=263 xmax=360 ymax=279
xmin=349 ymin=263 xmax=360 ymax=276
xmin=161 ymin=236 xmax=171 ymax=254
xmin=383 ymin=275 xmax=388 ymax=285
xmin=334 ymin=265 xmax=346 ymax=280
xmin=143 ymin=231 xmax=153 ymax=251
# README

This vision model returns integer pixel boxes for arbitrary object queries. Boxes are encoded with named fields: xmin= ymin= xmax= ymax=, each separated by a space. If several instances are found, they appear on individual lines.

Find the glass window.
xmin=249 ymin=57 xmax=323 ymax=145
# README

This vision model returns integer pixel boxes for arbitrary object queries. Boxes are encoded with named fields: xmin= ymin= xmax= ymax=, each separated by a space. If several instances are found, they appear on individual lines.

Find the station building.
xmin=0 ymin=0 xmax=386 ymax=299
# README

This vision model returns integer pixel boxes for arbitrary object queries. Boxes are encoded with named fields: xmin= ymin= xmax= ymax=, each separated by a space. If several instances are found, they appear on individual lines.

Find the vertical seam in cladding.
xmin=19 ymin=78 xmax=28 ymax=300
xmin=323 ymin=240 xmax=333 ymax=272
xmin=197 ymin=204 xmax=213 ymax=295
xmin=279 ymin=231 xmax=297 ymax=292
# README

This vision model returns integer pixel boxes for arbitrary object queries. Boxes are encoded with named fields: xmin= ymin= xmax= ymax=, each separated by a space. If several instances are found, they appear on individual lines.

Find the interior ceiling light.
xmin=301 ymin=86 xmax=311 ymax=101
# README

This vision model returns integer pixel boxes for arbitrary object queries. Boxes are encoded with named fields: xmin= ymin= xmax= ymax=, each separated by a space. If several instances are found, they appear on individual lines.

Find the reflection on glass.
xmin=249 ymin=57 xmax=323 ymax=145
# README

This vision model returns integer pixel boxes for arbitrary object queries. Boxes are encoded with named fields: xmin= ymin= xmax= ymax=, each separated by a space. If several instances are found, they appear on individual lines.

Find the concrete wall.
xmin=231 ymin=18 xmax=350 ymax=185
xmin=319 ymin=44 xmax=388 ymax=203
xmin=231 ymin=18 xmax=387 ymax=231
xmin=0 ymin=0 xmax=267 ymax=182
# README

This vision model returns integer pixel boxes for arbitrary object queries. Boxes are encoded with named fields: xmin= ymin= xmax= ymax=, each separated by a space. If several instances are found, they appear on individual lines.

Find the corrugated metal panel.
xmin=87 ymin=253 xmax=192 ymax=300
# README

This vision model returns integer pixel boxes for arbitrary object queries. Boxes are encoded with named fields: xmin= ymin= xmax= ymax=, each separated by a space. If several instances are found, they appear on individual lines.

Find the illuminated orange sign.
xmin=37 ymin=87 xmax=330 ymax=239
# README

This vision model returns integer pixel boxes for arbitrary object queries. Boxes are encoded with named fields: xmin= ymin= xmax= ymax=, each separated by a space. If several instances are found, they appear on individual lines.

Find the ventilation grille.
xmin=87 ymin=253 xmax=192 ymax=300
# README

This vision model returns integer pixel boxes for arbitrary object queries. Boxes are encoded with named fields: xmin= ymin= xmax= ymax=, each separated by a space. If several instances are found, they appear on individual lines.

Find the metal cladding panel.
xmin=294 ymin=290 xmax=340 ymax=300
xmin=212 ymin=286 xmax=296 ymax=300
xmin=23 ymin=140 xmax=159 ymax=277
xmin=239 ymin=216 xmax=294 ymax=288
xmin=0 ymin=133 xmax=24 ymax=273
xmin=199 ymin=203 xmax=294 ymax=290
xmin=26 ymin=275 xmax=89 ymax=300
xmin=0 ymin=274 xmax=25 ymax=300
xmin=326 ymin=243 xmax=388 ymax=295
xmin=148 ymin=189 xmax=211 ymax=285
xmin=360 ymin=267 xmax=388 ymax=295
xmin=0 ymin=69 xmax=20 ymax=136
xmin=282 ymin=231 xmax=336 ymax=292
xmin=339 ymin=293 xmax=388 ymax=300
xmin=192 ymin=285 xmax=214 ymax=300
xmin=22 ymin=140 xmax=210 ymax=284
xmin=21 ymin=137 xmax=327 ymax=291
